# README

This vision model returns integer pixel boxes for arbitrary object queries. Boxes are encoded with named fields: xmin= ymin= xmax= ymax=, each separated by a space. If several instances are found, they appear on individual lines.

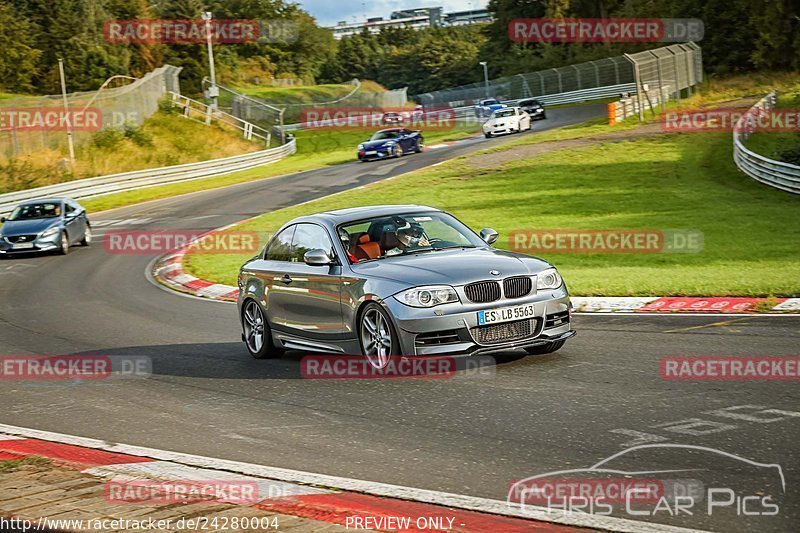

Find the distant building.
xmin=445 ymin=9 xmax=493 ymax=26
xmin=329 ymin=6 xmax=490 ymax=40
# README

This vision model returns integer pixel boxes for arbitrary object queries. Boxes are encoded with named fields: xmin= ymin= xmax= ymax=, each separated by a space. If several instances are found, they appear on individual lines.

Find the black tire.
xmin=242 ymin=300 xmax=283 ymax=359
xmin=415 ymin=137 xmax=424 ymax=153
xmin=358 ymin=302 xmax=401 ymax=370
xmin=80 ymin=225 xmax=91 ymax=246
xmin=58 ymin=231 xmax=69 ymax=255
xmin=542 ymin=112 xmax=547 ymax=120
xmin=393 ymin=144 xmax=403 ymax=158
xmin=524 ymin=340 xmax=565 ymax=355
xmin=484 ymin=132 xmax=492 ymax=139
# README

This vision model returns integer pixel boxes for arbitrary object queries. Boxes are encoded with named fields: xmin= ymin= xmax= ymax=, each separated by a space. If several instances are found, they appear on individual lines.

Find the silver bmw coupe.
xmin=238 ymin=205 xmax=575 ymax=369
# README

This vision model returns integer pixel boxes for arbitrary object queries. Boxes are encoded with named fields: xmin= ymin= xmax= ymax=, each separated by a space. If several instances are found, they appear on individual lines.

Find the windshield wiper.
xmin=431 ymin=245 xmax=477 ymax=251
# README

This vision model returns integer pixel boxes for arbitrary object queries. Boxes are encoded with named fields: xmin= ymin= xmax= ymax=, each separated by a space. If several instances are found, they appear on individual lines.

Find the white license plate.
xmin=365 ymin=151 xmax=377 ymax=156
xmin=477 ymin=304 xmax=536 ymax=325
xmin=12 ymin=242 xmax=34 ymax=250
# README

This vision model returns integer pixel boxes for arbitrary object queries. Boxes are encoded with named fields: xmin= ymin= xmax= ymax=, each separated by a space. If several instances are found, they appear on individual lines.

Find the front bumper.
xmin=384 ymin=286 xmax=573 ymax=356
xmin=358 ymin=146 xmax=397 ymax=161
xmin=526 ymin=108 xmax=546 ymax=119
xmin=0 ymin=233 xmax=60 ymax=254
xmin=484 ymin=124 xmax=515 ymax=136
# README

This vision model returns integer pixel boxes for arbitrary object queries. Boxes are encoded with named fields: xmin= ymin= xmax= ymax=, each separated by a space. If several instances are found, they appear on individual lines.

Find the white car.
xmin=482 ymin=107 xmax=532 ymax=138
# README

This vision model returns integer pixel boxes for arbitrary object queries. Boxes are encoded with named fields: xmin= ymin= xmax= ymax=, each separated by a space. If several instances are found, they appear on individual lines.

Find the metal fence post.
xmin=624 ymin=54 xmax=644 ymax=122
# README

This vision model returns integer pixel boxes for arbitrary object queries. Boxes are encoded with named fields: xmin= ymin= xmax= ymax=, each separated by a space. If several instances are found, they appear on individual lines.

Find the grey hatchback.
xmin=0 ymin=198 xmax=91 ymax=256
xmin=237 ymin=205 xmax=574 ymax=368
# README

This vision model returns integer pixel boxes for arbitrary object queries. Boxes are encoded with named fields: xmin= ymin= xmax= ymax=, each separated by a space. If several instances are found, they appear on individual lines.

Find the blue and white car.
xmin=474 ymin=98 xmax=507 ymax=119
xmin=357 ymin=128 xmax=424 ymax=162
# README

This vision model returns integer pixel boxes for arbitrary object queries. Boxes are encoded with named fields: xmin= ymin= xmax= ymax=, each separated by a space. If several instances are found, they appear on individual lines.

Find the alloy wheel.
xmin=243 ymin=300 xmax=265 ymax=354
xmin=360 ymin=307 xmax=393 ymax=369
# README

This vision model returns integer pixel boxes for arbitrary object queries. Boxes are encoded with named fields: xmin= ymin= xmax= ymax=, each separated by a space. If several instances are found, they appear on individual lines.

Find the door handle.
xmin=280 ymin=274 xmax=293 ymax=284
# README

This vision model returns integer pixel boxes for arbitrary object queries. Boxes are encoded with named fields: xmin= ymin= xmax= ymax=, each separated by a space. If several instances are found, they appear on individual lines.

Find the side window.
xmin=64 ymin=203 xmax=75 ymax=215
xmin=265 ymin=225 xmax=295 ymax=262
xmin=292 ymin=224 xmax=334 ymax=263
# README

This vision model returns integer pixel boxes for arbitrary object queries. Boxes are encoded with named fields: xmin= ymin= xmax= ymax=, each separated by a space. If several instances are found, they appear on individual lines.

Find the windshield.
xmin=481 ymin=99 xmax=500 ymax=105
xmin=493 ymin=109 xmax=516 ymax=118
xmin=370 ymin=130 xmax=401 ymax=141
xmin=521 ymin=100 xmax=542 ymax=107
xmin=8 ymin=202 xmax=62 ymax=221
xmin=339 ymin=211 xmax=484 ymax=263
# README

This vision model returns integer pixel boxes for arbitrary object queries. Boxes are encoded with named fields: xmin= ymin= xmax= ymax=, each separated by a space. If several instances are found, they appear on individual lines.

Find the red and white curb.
xmin=153 ymin=251 xmax=239 ymax=301
xmin=571 ymin=297 xmax=800 ymax=314
xmin=0 ymin=425 xmax=711 ymax=533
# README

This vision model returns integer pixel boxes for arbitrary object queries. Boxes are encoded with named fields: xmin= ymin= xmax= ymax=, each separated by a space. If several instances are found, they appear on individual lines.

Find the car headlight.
xmin=394 ymin=285 xmax=459 ymax=307
xmin=385 ymin=141 xmax=396 ymax=146
xmin=358 ymin=144 xmax=365 ymax=150
xmin=40 ymin=226 xmax=59 ymax=238
xmin=536 ymin=268 xmax=562 ymax=290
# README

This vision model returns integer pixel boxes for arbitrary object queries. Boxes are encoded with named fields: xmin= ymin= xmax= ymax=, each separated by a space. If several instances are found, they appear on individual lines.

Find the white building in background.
xmin=329 ymin=6 xmax=491 ymax=40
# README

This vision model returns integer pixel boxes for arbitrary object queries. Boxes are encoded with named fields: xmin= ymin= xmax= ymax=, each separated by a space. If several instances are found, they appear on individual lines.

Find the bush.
xmin=157 ymin=97 xmax=179 ymax=114
xmin=123 ymin=123 xmax=153 ymax=147
xmin=91 ymin=128 xmax=125 ymax=149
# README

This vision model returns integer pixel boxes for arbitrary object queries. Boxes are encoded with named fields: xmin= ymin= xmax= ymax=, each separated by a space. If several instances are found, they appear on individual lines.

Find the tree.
xmin=0 ymin=1 xmax=41 ymax=92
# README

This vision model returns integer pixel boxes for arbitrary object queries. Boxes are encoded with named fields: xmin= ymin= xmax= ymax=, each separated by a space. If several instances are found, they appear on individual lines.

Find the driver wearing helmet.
xmin=385 ymin=222 xmax=429 ymax=256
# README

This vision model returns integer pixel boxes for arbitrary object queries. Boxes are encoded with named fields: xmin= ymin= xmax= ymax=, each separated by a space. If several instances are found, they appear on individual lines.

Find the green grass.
xmin=237 ymin=83 xmax=357 ymax=104
xmin=185 ymin=130 xmax=800 ymax=297
xmin=744 ymin=90 xmax=800 ymax=163
xmin=80 ymin=124 xmax=482 ymax=213
xmin=0 ymin=456 xmax=51 ymax=472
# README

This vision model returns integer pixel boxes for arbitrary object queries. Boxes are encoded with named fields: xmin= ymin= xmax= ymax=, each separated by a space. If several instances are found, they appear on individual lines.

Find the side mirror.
xmin=480 ymin=228 xmax=499 ymax=245
xmin=0 ymin=217 xmax=6 ymax=223
xmin=304 ymin=248 xmax=333 ymax=266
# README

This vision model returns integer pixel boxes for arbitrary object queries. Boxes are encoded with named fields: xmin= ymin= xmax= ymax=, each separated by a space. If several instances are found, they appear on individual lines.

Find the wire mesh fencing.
xmin=0 ymin=65 xmax=182 ymax=160
xmin=416 ymin=43 xmax=703 ymax=111
xmin=625 ymin=42 xmax=703 ymax=120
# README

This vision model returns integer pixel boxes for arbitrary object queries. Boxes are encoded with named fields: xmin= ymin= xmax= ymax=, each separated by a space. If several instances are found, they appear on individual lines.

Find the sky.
xmin=296 ymin=0 xmax=489 ymax=27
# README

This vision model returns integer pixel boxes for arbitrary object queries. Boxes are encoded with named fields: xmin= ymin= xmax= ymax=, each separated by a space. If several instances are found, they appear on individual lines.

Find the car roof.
xmin=18 ymin=198 xmax=71 ymax=206
xmin=300 ymin=205 xmax=441 ymax=225
xmin=376 ymin=127 xmax=403 ymax=133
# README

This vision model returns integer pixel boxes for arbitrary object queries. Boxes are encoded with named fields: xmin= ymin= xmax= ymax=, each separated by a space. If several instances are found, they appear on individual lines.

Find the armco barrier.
xmin=733 ymin=92 xmax=800 ymax=194
xmin=0 ymin=138 xmax=297 ymax=216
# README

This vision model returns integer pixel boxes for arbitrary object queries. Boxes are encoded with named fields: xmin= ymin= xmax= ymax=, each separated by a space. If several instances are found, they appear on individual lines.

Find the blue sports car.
xmin=357 ymin=128 xmax=424 ymax=162
xmin=474 ymin=98 xmax=508 ymax=119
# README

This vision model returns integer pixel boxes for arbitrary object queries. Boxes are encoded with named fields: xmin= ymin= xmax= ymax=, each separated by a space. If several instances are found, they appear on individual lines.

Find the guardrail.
xmin=0 ymin=138 xmax=297 ymax=216
xmin=733 ymin=92 xmax=800 ymax=194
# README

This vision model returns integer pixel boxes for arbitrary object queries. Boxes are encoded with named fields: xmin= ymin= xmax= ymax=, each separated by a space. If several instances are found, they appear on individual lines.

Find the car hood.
xmin=0 ymin=218 xmax=60 ymax=236
xmin=351 ymin=247 xmax=551 ymax=287
xmin=486 ymin=115 xmax=518 ymax=126
xmin=360 ymin=139 xmax=398 ymax=149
